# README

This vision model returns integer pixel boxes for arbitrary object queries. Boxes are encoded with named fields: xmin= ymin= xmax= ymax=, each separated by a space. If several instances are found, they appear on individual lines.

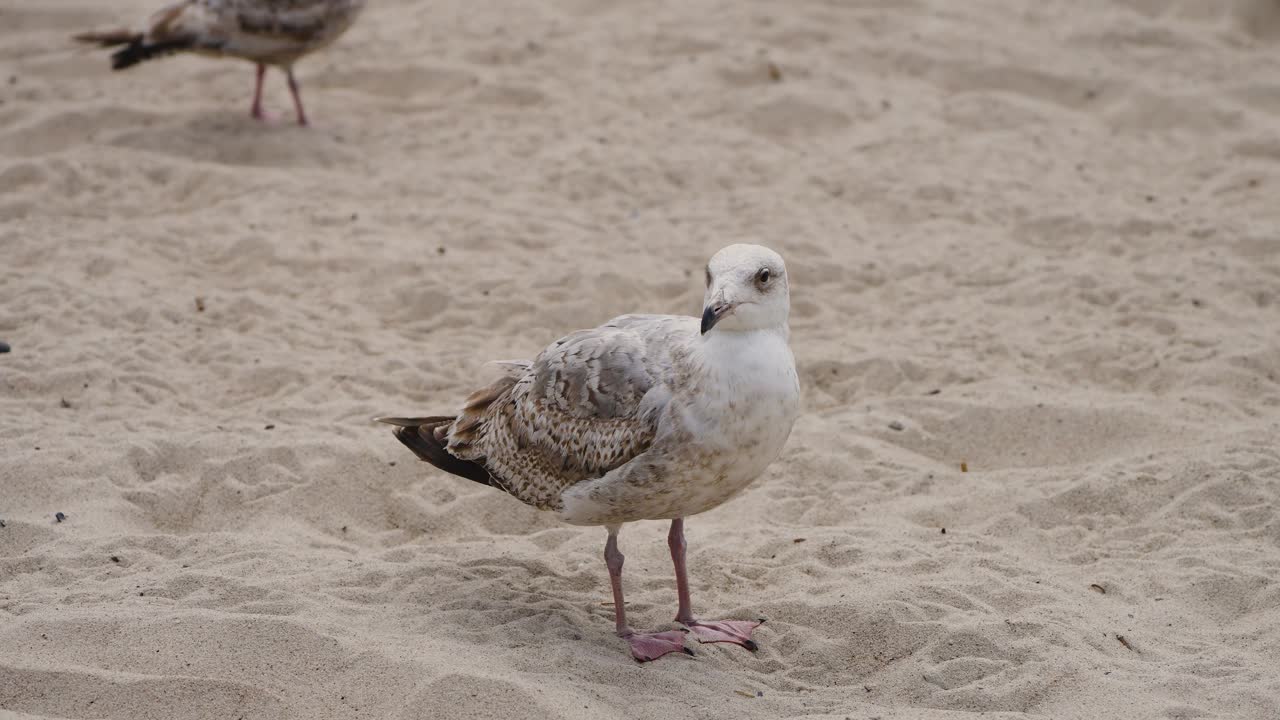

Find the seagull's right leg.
xmin=250 ymin=63 xmax=267 ymax=121
xmin=604 ymin=526 xmax=691 ymax=662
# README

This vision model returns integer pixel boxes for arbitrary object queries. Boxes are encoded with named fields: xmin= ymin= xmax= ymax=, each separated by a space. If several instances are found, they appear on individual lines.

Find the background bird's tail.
xmin=72 ymin=30 xmax=192 ymax=70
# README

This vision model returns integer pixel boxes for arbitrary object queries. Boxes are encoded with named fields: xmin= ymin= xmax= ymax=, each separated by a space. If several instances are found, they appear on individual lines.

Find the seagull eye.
xmin=756 ymin=268 xmax=771 ymax=285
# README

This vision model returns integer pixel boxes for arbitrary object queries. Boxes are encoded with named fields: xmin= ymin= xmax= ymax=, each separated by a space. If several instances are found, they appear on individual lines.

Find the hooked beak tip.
xmin=701 ymin=304 xmax=728 ymax=334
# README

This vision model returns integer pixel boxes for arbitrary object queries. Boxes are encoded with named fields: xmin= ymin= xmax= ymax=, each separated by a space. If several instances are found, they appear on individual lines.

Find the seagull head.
xmin=700 ymin=244 xmax=790 ymax=335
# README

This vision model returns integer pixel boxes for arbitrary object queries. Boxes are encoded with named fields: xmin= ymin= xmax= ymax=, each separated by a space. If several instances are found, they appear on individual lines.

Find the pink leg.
xmin=605 ymin=528 xmax=691 ymax=662
xmin=286 ymin=67 xmax=308 ymax=126
xmin=250 ymin=63 xmax=267 ymax=120
xmin=669 ymin=518 xmax=763 ymax=650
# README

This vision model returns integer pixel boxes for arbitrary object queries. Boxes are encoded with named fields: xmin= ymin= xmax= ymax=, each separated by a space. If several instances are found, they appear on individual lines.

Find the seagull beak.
xmin=700 ymin=301 xmax=733 ymax=334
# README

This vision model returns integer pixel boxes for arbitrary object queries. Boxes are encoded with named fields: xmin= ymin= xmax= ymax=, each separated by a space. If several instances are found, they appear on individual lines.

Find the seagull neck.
xmin=701 ymin=325 xmax=790 ymax=358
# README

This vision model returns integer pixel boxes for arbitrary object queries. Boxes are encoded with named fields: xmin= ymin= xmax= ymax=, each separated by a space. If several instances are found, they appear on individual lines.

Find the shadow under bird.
xmin=73 ymin=0 xmax=366 ymax=126
xmin=377 ymin=244 xmax=802 ymax=661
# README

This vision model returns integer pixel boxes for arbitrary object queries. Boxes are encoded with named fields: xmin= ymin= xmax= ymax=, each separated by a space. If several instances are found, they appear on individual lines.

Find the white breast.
xmin=676 ymin=329 xmax=800 ymax=509
xmin=555 ymin=326 xmax=800 ymax=525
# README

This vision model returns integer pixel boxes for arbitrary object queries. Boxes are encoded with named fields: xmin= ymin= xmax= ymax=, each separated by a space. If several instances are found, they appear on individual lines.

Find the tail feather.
xmin=374 ymin=416 xmax=494 ymax=487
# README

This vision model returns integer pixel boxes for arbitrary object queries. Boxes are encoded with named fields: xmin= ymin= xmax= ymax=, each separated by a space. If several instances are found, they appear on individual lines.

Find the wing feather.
xmin=446 ymin=315 xmax=688 ymax=510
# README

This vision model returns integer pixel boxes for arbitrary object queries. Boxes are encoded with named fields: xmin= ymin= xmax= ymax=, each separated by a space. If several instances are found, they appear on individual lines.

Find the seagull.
xmin=73 ymin=0 xmax=366 ymax=126
xmin=377 ymin=244 xmax=801 ymax=661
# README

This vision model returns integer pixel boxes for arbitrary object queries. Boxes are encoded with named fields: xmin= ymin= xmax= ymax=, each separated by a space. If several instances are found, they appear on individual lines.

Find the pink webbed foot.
xmin=622 ymin=629 xmax=693 ymax=662
xmin=682 ymin=619 xmax=764 ymax=651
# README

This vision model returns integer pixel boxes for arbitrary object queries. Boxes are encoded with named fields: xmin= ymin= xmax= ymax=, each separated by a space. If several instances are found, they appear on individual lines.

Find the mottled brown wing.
xmin=447 ymin=315 xmax=686 ymax=510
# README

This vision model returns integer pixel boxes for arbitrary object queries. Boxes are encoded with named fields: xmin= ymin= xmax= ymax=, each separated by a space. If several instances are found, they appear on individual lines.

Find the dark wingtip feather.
xmin=386 ymin=417 xmax=494 ymax=488
xmin=108 ymin=38 xmax=192 ymax=70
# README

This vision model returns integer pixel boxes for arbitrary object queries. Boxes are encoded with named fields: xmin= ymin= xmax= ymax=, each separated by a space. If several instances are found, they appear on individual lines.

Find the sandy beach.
xmin=2 ymin=0 xmax=1279 ymax=718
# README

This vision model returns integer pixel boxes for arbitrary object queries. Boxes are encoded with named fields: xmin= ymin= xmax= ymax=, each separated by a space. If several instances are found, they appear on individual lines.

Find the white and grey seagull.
xmin=377 ymin=244 xmax=801 ymax=661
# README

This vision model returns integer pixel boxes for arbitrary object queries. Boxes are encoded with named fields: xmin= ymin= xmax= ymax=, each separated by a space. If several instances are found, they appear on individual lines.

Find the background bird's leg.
xmin=604 ymin=526 xmax=690 ymax=662
xmin=669 ymin=517 xmax=763 ymax=651
xmin=286 ymin=67 xmax=308 ymax=126
xmin=250 ymin=63 xmax=267 ymax=120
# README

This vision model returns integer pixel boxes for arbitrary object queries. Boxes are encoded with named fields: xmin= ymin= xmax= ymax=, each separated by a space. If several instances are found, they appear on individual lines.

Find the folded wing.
xmin=447 ymin=315 xmax=685 ymax=510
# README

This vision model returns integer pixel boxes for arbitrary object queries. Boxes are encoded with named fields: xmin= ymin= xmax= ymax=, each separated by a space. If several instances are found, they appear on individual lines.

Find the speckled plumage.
xmin=448 ymin=314 xmax=691 ymax=515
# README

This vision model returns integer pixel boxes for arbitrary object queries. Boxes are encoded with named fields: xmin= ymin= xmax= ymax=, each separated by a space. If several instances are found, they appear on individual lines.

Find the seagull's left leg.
xmin=285 ymin=66 xmax=309 ymax=126
xmin=669 ymin=517 xmax=763 ymax=650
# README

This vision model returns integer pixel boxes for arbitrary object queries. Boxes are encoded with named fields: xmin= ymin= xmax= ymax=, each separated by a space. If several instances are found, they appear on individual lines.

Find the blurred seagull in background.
xmin=74 ymin=0 xmax=366 ymax=126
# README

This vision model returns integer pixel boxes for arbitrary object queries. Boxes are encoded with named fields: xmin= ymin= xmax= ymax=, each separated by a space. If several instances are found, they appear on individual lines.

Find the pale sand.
xmin=2 ymin=0 xmax=1280 ymax=718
